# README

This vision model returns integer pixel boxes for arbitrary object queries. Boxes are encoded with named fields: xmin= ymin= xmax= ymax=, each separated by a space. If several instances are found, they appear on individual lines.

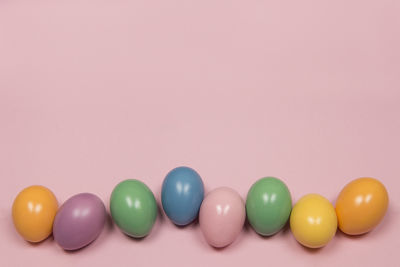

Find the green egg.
xmin=246 ymin=177 xmax=292 ymax=236
xmin=110 ymin=179 xmax=157 ymax=238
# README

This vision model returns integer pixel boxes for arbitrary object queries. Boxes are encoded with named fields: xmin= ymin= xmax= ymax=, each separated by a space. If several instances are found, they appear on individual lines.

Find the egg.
xmin=110 ymin=179 xmax=157 ymax=238
xmin=199 ymin=187 xmax=245 ymax=248
xmin=290 ymin=194 xmax=337 ymax=248
xmin=12 ymin=185 xmax=58 ymax=243
xmin=335 ymin=177 xmax=388 ymax=235
xmin=246 ymin=177 xmax=292 ymax=236
xmin=161 ymin=166 xmax=204 ymax=226
xmin=53 ymin=193 xmax=106 ymax=250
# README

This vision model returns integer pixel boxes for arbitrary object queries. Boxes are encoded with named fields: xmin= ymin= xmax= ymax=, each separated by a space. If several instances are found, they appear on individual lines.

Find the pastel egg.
xmin=12 ymin=185 xmax=58 ymax=242
xmin=199 ymin=187 xmax=245 ymax=248
xmin=246 ymin=177 xmax=292 ymax=236
xmin=335 ymin=177 xmax=389 ymax=235
xmin=110 ymin=179 xmax=157 ymax=238
xmin=53 ymin=193 xmax=106 ymax=250
xmin=161 ymin=166 xmax=204 ymax=226
xmin=290 ymin=194 xmax=337 ymax=248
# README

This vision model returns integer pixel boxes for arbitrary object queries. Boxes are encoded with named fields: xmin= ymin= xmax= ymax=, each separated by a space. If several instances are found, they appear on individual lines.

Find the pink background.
xmin=1 ymin=0 xmax=399 ymax=266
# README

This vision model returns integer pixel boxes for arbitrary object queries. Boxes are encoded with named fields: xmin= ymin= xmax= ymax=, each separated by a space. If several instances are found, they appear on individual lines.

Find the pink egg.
xmin=199 ymin=187 xmax=246 ymax=248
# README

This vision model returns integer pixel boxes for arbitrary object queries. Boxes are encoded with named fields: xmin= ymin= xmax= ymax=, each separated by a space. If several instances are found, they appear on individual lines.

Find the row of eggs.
xmin=12 ymin=166 xmax=389 ymax=250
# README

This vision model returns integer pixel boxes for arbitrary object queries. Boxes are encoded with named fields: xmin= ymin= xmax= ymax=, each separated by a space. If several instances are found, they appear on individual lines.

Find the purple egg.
xmin=53 ymin=193 xmax=106 ymax=250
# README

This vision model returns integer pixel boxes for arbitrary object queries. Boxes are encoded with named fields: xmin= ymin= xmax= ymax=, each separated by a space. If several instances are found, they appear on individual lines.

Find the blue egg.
xmin=161 ymin=166 xmax=205 ymax=226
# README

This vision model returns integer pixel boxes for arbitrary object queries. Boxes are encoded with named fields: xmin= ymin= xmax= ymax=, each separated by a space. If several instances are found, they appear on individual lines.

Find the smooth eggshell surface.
xmin=161 ymin=166 xmax=204 ymax=226
xmin=199 ymin=187 xmax=245 ymax=248
xmin=110 ymin=179 xmax=157 ymax=238
xmin=335 ymin=177 xmax=389 ymax=235
xmin=246 ymin=177 xmax=292 ymax=236
xmin=12 ymin=185 xmax=58 ymax=243
xmin=290 ymin=194 xmax=337 ymax=248
xmin=53 ymin=193 xmax=106 ymax=250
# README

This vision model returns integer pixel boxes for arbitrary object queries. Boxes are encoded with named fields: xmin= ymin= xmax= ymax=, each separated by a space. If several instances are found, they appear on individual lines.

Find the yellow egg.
xmin=12 ymin=185 xmax=58 ymax=242
xmin=290 ymin=194 xmax=337 ymax=248
xmin=335 ymin=177 xmax=388 ymax=235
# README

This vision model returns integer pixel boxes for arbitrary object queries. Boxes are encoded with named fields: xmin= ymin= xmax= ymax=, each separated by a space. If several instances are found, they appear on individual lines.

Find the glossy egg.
xmin=110 ymin=179 xmax=157 ymax=238
xmin=53 ymin=193 xmax=106 ymax=250
xmin=335 ymin=177 xmax=389 ymax=235
xmin=290 ymin=194 xmax=337 ymax=248
xmin=199 ymin=187 xmax=245 ymax=248
xmin=161 ymin=166 xmax=204 ymax=226
xmin=12 ymin=185 xmax=58 ymax=243
xmin=246 ymin=177 xmax=292 ymax=236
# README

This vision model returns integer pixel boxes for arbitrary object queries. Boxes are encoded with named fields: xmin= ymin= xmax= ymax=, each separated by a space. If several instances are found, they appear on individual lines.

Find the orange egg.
xmin=335 ymin=177 xmax=388 ymax=235
xmin=12 ymin=185 xmax=58 ymax=242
